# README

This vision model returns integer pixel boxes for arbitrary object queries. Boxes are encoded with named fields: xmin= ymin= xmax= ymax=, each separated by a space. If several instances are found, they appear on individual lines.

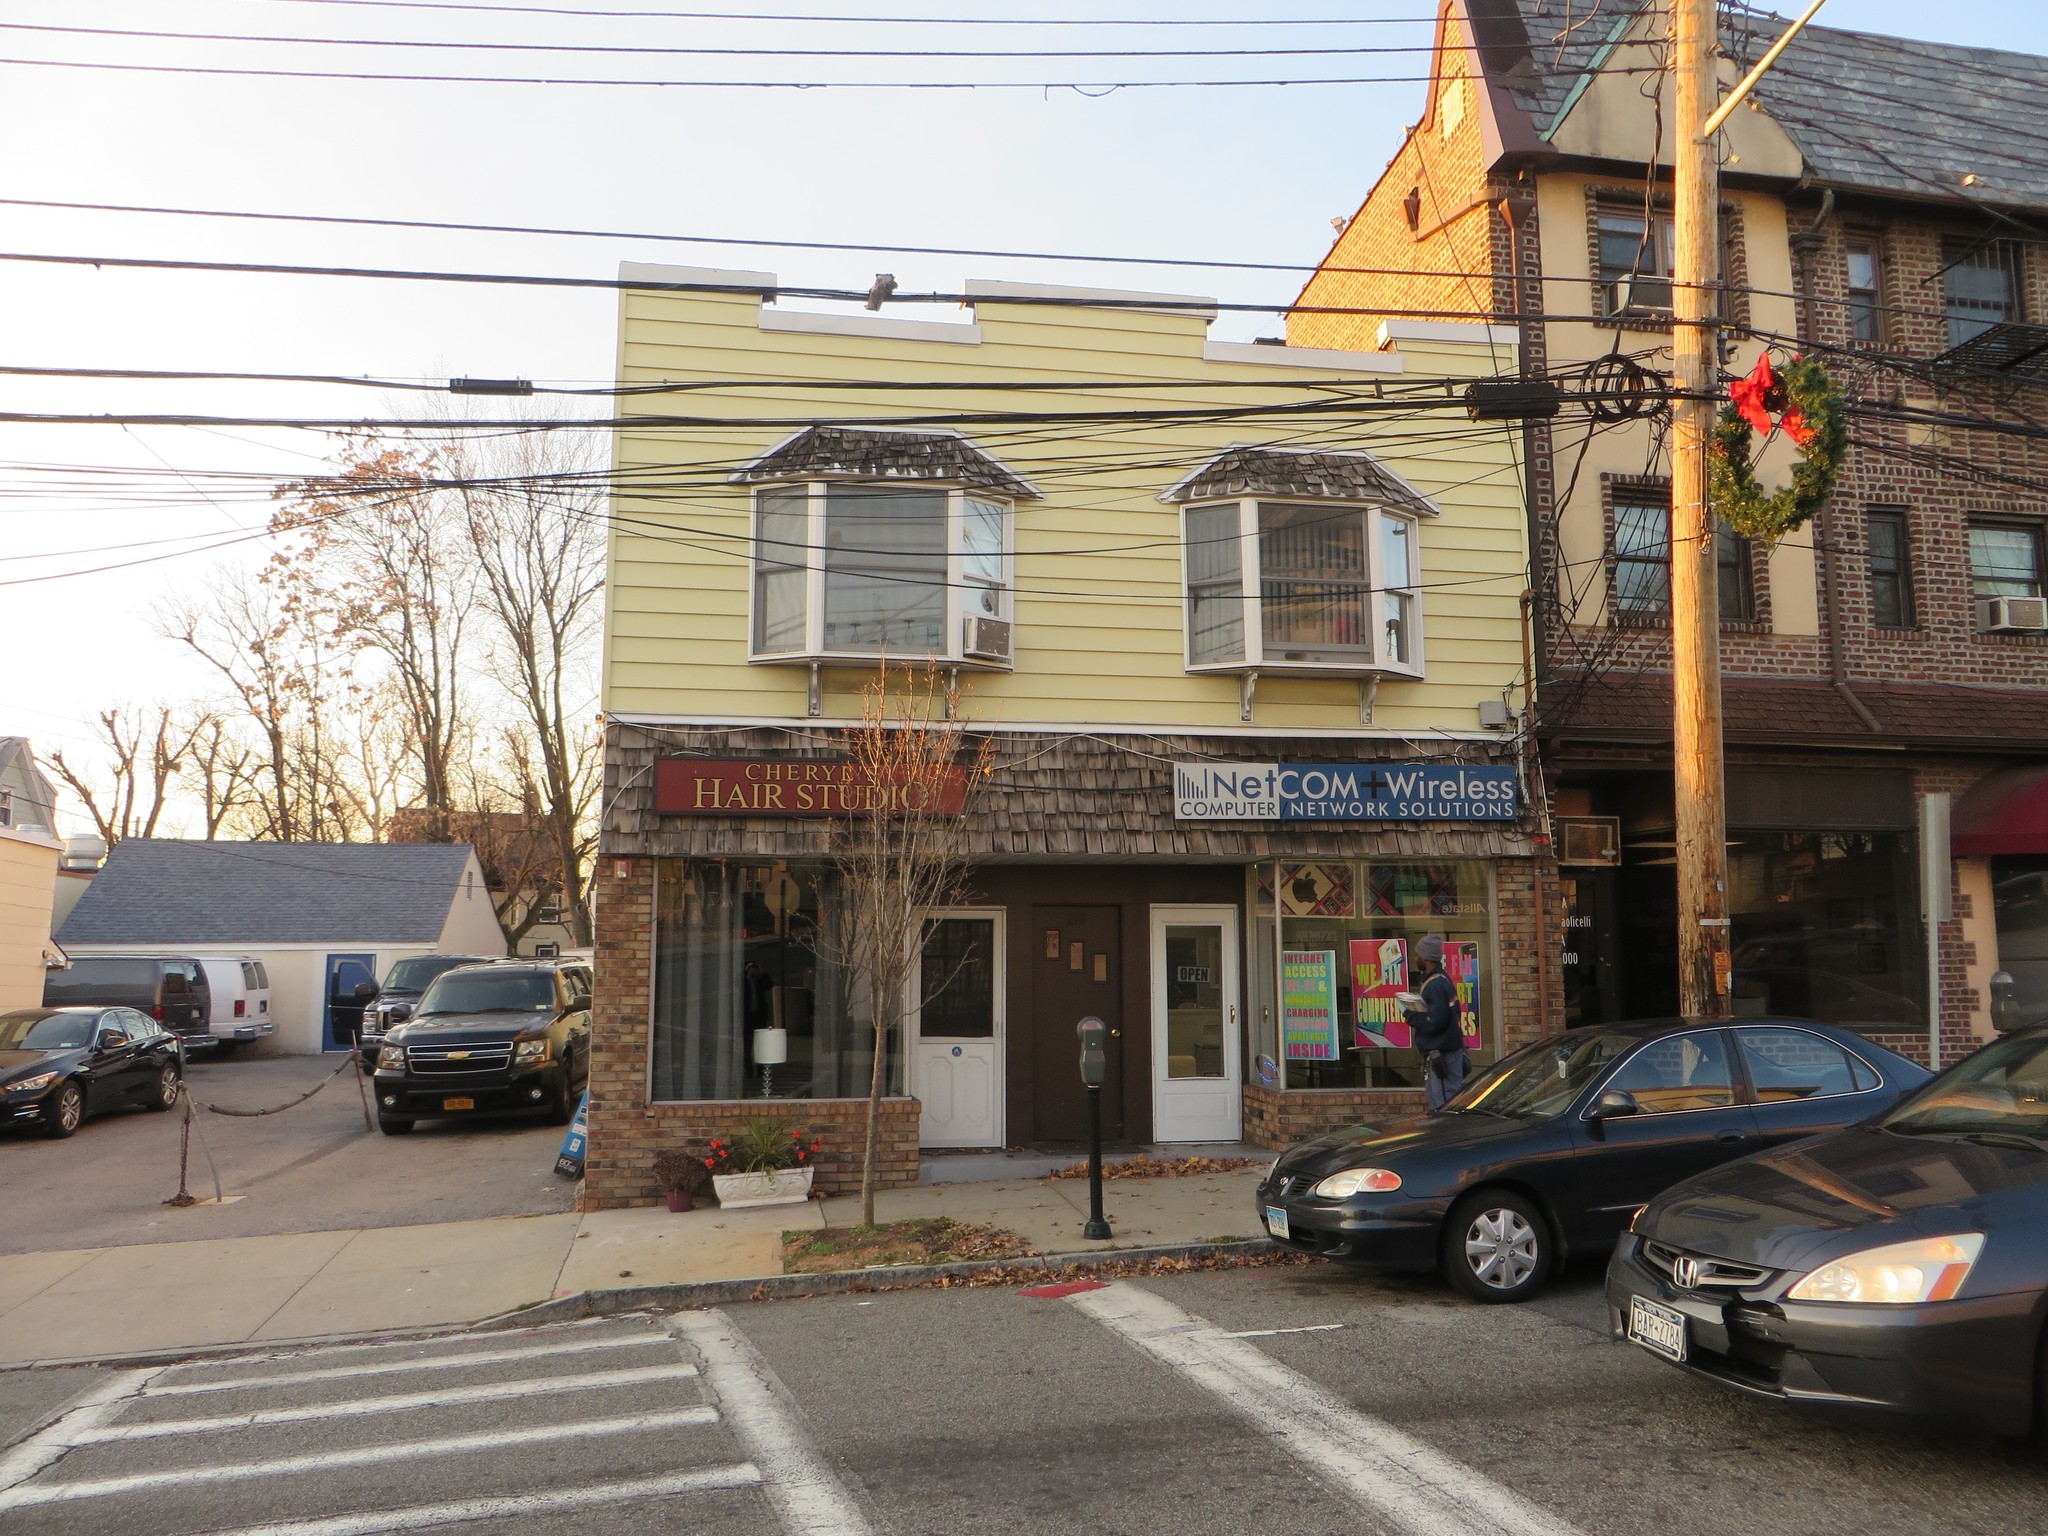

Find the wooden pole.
xmin=1671 ymin=0 xmax=1731 ymax=1019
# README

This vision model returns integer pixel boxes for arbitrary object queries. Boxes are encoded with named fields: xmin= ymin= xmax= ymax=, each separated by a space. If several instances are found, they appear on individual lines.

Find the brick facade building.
xmin=1290 ymin=0 xmax=2048 ymax=1064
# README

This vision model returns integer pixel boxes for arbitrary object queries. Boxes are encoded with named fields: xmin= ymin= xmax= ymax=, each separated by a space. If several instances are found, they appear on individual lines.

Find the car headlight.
xmin=5 ymin=1071 xmax=57 ymax=1095
xmin=1626 ymin=1205 xmax=1648 ymax=1233
xmin=513 ymin=1037 xmax=551 ymax=1066
xmin=1787 ymin=1234 xmax=1985 ymax=1305
xmin=376 ymin=1045 xmax=405 ymax=1070
xmin=1313 ymin=1167 xmax=1403 ymax=1199
xmin=1264 ymin=1158 xmax=1280 ymax=1181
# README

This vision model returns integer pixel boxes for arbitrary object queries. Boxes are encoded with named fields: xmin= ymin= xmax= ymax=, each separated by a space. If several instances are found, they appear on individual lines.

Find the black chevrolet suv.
xmin=371 ymin=961 xmax=591 ymax=1135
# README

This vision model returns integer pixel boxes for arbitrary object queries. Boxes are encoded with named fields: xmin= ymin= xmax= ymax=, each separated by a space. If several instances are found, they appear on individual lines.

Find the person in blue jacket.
xmin=1407 ymin=935 xmax=1467 ymax=1110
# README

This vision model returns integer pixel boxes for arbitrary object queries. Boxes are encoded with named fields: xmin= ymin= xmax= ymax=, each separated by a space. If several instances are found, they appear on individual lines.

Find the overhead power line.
xmin=248 ymin=0 xmax=1446 ymax=25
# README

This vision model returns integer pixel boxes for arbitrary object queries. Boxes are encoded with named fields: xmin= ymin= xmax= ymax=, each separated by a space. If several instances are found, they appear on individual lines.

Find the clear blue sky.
xmin=2 ymin=0 xmax=2043 ymax=830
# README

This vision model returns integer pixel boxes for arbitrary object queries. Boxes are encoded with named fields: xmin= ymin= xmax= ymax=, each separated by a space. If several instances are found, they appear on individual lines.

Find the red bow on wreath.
xmin=1728 ymin=352 xmax=1815 ymax=447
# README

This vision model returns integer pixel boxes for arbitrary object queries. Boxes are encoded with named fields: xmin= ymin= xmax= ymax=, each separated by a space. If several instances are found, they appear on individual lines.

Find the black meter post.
xmin=1076 ymin=1016 xmax=1112 ymax=1240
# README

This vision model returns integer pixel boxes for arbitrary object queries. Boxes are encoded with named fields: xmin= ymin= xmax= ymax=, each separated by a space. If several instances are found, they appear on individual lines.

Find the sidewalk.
xmin=0 ymin=1162 xmax=1270 ymax=1367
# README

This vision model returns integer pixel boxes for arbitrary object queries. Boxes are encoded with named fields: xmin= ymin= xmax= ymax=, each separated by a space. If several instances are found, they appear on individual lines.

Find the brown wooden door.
xmin=1031 ymin=904 xmax=1122 ymax=1142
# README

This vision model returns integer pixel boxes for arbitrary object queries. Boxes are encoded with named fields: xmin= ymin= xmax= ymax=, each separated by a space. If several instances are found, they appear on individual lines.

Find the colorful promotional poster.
xmin=1280 ymin=950 xmax=1342 ymax=1061
xmin=1348 ymin=936 xmax=1410 ymax=1048
xmin=1278 ymin=864 xmax=1355 ymax=918
xmin=1445 ymin=940 xmax=1483 ymax=1050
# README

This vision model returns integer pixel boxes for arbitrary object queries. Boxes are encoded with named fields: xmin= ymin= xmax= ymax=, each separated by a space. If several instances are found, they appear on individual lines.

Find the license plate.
xmin=1627 ymin=1295 xmax=1687 ymax=1363
xmin=1265 ymin=1206 xmax=1290 ymax=1240
xmin=442 ymin=1097 xmax=475 ymax=1111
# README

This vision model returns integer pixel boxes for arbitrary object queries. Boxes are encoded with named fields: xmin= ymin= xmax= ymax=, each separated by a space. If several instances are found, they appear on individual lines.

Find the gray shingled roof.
xmin=1491 ymin=2 xmax=2048 ymax=208
xmin=1160 ymin=447 xmax=1439 ymax=516
xmin=731 ymin=427 xmax=1040 ymax=499
xmin=56 ymin=840 xmax=480 ymax=947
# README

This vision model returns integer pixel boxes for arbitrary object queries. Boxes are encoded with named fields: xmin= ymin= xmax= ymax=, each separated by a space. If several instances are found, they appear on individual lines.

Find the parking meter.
xmin=1075 ymin=1016 xmax=1112 ymax=1239
xmin=1990 ymin=971 xmax=2020 ymax=1033
xmin=1077 ymin=1015 xmax=1108 ymax=1087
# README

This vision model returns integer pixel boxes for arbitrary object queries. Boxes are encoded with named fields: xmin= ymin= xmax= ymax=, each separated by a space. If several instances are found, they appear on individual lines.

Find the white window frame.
xmin=747 ymin=481 xmax=1015 ymax=667
xmin=1178 ymin=497 xmax=1424 ymax=678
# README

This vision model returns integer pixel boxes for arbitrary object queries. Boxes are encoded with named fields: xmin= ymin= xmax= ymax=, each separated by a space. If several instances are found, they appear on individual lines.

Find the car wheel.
xmin=378 ymin=1116 xmax=415 ymax=1136
xmin=542 ymin=1073 xmax=574 ymax=1126
xmin=146 ymin=1065 xmax=181 ymax=1111
xmin=44 ymin=1081 xmax=84 ymax=1139
xmin=1442 ymin=1189 xmax=1553 ymax=1303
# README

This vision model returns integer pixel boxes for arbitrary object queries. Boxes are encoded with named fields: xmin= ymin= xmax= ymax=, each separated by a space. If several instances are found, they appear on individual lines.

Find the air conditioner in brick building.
xmin=1976 ymin=595 xmax=2048 ymax=633
xmin=1557 ymin=816 xmax=1622 ymax=867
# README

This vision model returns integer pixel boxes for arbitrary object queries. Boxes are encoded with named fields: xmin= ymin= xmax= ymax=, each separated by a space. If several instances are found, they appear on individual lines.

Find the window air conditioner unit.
xmin=1557 ymin=816 xmax=1622 ymax=867
xmin=1978 ymin=595 xmax=2048 ymax=633
xmin=963 ymin=615 xmax=1014 ymax=663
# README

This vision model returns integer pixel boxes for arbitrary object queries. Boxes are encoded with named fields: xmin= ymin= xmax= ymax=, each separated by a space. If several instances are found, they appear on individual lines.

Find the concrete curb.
xmin=474 ymin=1237 xmax=1282 ymax=1330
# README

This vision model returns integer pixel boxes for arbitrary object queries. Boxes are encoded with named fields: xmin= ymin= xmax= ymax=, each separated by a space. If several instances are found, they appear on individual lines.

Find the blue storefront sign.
xmin=1172 ymin=762 xmax=1519 ymax=822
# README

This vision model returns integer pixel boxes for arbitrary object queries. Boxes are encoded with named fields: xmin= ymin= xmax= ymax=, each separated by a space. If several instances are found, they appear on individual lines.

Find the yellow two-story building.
xmin=588 ymin=266 xmax=1550 ymax=1206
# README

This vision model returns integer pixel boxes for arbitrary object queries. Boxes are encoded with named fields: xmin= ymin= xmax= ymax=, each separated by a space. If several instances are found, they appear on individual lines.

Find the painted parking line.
xmin=1068 ymin=1283 xmax=1586 ymax=1536
xmin=0 ymin=1405 xmax=720 ymax=1513
xmin=152 ymin=1465 xmax=767 ymax=1536
xmin=673 ymin=1309 xmax=872 ymax=1536
xmin=78 ymin=1362 xmax=700 ymax=1442
xmin=145 ymin=1330 xmax=667 ymax=1397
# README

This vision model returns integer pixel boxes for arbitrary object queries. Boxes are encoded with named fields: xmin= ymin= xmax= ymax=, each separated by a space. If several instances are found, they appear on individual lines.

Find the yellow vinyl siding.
xmin=605 ymin=276 xmax=1527 ymax=736
xmin=0 ymin=830 xmax=59 ymax=1011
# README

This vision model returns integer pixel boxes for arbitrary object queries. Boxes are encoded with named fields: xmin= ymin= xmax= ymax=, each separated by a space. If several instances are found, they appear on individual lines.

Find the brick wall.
xmin=583 ymin=855 xmax=921 ymax=1210
xmin=1243 ymin=1083 xmax=1427 ymax=1150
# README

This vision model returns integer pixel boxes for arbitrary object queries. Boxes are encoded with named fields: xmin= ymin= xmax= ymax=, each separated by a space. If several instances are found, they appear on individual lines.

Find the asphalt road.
xmin=3 ymin=1261 xmax=2044 ymax=1536
xmin=0 ymin=1054 xmax=574 ymax=1253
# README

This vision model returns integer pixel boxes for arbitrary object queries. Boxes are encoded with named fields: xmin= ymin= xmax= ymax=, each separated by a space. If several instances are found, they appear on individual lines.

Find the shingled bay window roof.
xmin=731 ymin=426 xmax=1040 ymax=499
xmin=1160 ymin=446 xmax=1439 ymax=518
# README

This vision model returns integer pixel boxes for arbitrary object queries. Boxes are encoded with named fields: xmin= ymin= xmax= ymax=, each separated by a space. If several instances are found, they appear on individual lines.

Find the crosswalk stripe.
xmin=170 ymin=1464 xmax=766 ymax=1536
xmin=147 ymin=1331 xmax=667 ymax=1397
xmin=0 ymin=1405 xmax=720 ymax=1512
xmin=77 ymin=1362 xmax=700 ymax=1443
xmin=1068 ymin=1284 xmax=1587 ymax=1536
xmin=674 ymin=1310 xmax=872 ymax=1536
xmin=0 ymin=1368 xmax=160 ymax=1494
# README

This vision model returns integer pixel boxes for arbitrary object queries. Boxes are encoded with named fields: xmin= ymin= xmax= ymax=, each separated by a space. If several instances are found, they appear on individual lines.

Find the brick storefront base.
xmin=584 ymin=1096 xmax=921 ymax=1211
xmin=1243 ymin=1083 xmax=1426 ymax=1150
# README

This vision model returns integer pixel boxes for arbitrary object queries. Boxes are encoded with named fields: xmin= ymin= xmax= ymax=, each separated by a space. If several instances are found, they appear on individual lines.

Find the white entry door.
xmin=911 ymin=911 xmax=1005 ymax=1149
xmin=1150 ymin=905 xmax=1242 ymax=1143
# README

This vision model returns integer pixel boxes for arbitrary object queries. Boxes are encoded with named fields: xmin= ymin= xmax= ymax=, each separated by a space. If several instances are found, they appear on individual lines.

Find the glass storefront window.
xmin=652 ymin=859 xmax=901 ymax=1102
xmin=1251 ymin=860 xmax=1497 ymax=1091
xmin=1727 ymin=832 xmax=1924 ymax=1032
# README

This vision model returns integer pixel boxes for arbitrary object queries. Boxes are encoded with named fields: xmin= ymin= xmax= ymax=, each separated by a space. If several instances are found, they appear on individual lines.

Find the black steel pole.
xmin=1083 ymin=1083 xmax=1111 ymax=1240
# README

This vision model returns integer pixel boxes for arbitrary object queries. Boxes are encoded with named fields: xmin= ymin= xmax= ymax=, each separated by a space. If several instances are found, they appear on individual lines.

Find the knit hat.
xmin=1417 ymin=935 xmax=1445 ymax=966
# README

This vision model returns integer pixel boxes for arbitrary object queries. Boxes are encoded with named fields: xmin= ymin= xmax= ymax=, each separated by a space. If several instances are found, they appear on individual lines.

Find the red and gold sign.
xmin=653 ymin=757 xmax=967 ymax=817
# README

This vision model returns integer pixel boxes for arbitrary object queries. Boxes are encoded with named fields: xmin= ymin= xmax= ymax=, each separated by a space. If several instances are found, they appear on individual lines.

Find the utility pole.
xmin=1669 ymin=0 xmax=1730 ymax=1019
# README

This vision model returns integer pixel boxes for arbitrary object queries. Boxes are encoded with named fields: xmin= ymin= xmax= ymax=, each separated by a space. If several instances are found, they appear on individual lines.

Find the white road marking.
xmin=147 ymin=1330 xmax=666 ymax=1396
xmin=166 ymin=1464 xmax=766 ymax=1536
xmin=0 ymin=1368 xmax=160 ymax=1493
xmin=1222 ymin=1323 xmax=1347 ymax=1338
xmin=75 ymin=1362 xmax=700 ymax=1442
xmin=0 ymin=1405 xmax=719 ymax=1512
xmin=1069 ymin=1284 xmax=1586 ymax=1536
xmin=673 ymin=1309 xmax=872 ymax=1536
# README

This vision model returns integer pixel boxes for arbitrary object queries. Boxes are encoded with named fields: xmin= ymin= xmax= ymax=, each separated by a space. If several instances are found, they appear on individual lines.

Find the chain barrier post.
xmin=164 ymin=1088 xmax=198 ymax=1208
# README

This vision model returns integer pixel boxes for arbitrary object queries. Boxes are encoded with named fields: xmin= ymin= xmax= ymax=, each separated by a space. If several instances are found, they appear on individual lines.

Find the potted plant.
xmin=652 ymin=1148 xmax=712 ymax=1213
xmin=707 ymin=1118 xmax=821 ymax=1209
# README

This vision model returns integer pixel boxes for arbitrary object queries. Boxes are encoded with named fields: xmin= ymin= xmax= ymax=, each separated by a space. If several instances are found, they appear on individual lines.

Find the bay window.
xmin=1182 ymin=499 xmax=1423 ymax=675
xmin=750 ymin=482 xmax=1014 ymax=665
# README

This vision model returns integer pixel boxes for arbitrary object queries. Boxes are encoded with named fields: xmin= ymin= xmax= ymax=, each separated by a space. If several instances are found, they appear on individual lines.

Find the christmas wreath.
xmin=1707 ymin=353 xmax=1847 ymax=544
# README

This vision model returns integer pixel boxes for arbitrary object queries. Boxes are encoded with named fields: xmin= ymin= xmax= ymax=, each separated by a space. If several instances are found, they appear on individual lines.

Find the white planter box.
xmin=712 ymin=1166 xmax=815 ymax=1209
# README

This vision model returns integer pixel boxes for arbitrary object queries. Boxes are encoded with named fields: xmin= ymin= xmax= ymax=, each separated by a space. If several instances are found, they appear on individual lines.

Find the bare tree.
xmin=48 ymin=707 xmax=207 ymax=848
xmin=185 ymin=716 xmax=260 ymax=838
xmin=831 ymin=665 xmax=991 ymax=1225
xmin=456 ymin=430 xmax=605 ymax=944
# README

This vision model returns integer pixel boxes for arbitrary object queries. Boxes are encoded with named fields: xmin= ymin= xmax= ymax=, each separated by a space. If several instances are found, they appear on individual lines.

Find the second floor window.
xmin=1610 ymin=491 xmax=1752 ymax=623
xmin=1597 ymin=211 xmax=1674 ymax=316
xmin=1866 ymin=507 xmax=1914 ymax=628
xmin=751 ymin=483 xmax=1013 ymax=661
xmin=1717 ymin=524 xmax=1756 ymax=623
xmin=1943 ymin=238 xmax=2023 ymax=349
xmin=1970 ymin=522 xmax=2045 ymax=600
xmin=1845 ymin=239 xmax=1883 ymax=344
xmin=1183 ymin=499 xmax=1421 ymax=673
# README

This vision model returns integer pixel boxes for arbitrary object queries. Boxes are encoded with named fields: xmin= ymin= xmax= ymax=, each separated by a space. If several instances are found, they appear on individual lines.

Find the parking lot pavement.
xmin=0 ymin=1053 xmax=574 ymax=1254
xmin=8 ymin=1263 xmax=2048 ymax=1535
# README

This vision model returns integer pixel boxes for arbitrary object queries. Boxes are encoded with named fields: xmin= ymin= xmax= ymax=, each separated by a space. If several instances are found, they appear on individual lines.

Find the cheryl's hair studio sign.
xmin=654 ymin=757 xmax=967 ymax=817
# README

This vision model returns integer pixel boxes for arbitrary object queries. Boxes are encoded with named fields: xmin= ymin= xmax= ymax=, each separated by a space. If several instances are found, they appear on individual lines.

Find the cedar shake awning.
xmin=1159 ymin=447 xmax=1439 ymax=518
xmin=731 ymin=426 xmax=1040 ymax=499
xmin=1542 ymin=670 xmax=2048 ymax=754
xmin=1953 ymin=767 xmax=2048 ymax=856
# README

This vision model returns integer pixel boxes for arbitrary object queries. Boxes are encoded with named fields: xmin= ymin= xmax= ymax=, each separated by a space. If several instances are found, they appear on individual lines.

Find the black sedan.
xmin=0 ymin=1006 xmax=184 ymax=1137
xmin=1256 ymin=1017 xmax=1928 ymax=1302
xmin=1610 ymin=1025 xmax=2048 ymax=1437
